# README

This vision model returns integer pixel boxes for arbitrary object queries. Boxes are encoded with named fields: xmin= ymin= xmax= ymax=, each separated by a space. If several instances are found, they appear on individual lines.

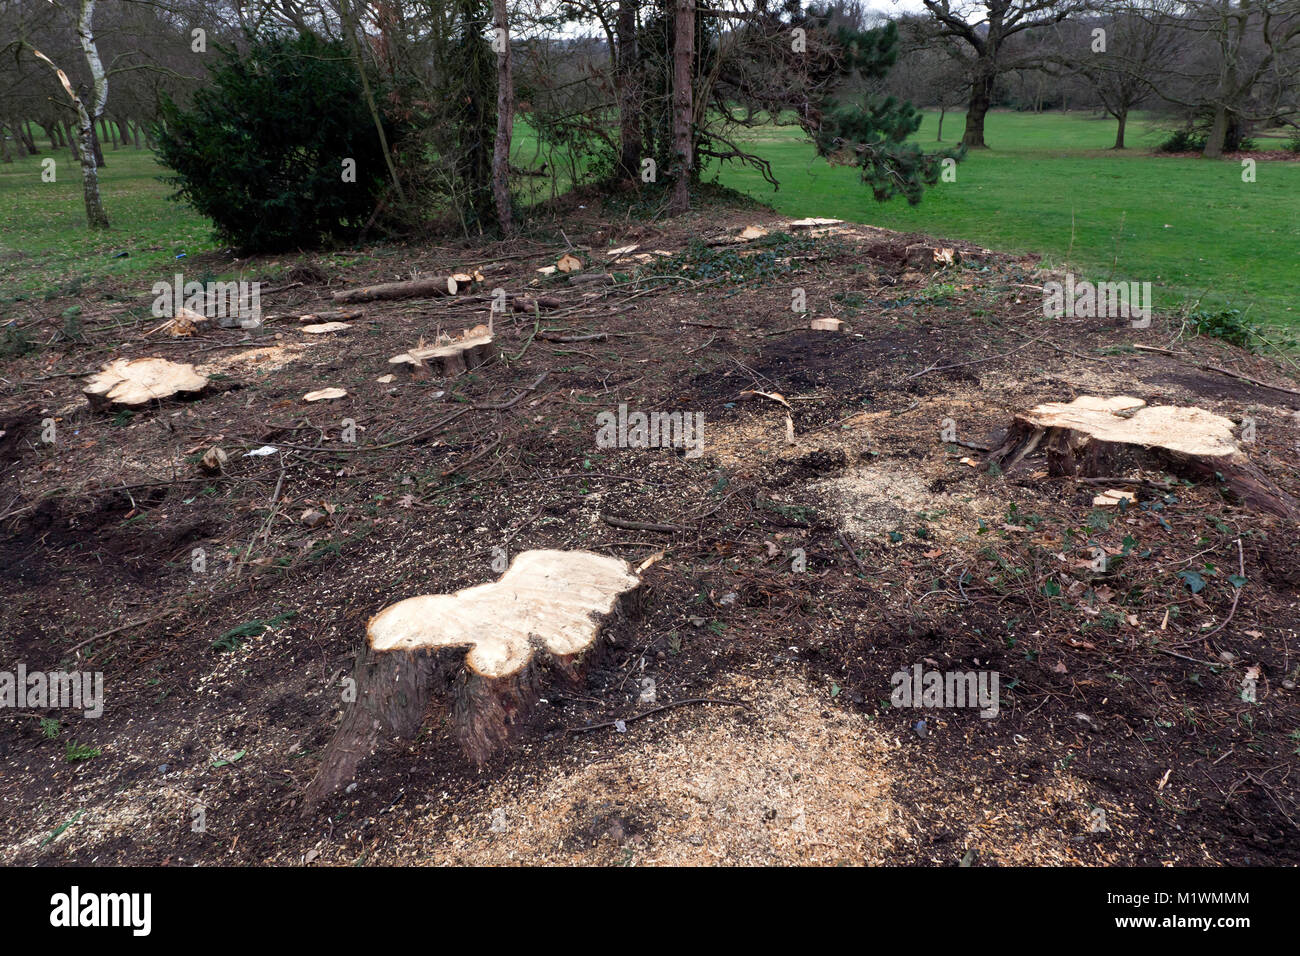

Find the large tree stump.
xmin=83 ymin=358 xmax=208 ymax=410
xmin=986 ymin=395 xmax=1296 ymax=518
xmin=303 ymin=550 xmax=640 ymax=809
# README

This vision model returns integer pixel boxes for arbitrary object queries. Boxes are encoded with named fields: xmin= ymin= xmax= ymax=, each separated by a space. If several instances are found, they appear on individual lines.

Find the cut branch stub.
xmin=303 ymin=550 xmax=640 ymax=809
xmin=986 ymin=395 xmax=1295 ymax=518
xmin=84 ymin=358 xmax=208 ymax=410
xmin=389 ymin=325 xmax=497 ymax=377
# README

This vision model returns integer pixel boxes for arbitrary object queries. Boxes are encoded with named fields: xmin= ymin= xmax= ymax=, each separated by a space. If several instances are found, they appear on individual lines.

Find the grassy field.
xmin=0 ymin=147 xmax=215 ymax=301
xmin=4 ymin=111 xmax=1299 ymax=330
xmin=715 ymin=110 xmax=1300 ymax=330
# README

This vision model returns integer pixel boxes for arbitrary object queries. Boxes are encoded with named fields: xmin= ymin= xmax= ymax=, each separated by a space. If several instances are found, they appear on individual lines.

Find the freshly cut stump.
xmin=84 ymin=358 xmax=208 ymax=410
xmin=986 ymin=395 xmax=1295 ymax=518
xmin=389 ymin=326 xmax=497 ymax=377
xmin=303 ymin=549 xmax=640 ymax=808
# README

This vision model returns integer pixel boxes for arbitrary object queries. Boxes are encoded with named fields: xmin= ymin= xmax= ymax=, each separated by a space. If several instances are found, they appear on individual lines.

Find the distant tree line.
xmin=2 ymin=0 xmax=1296 ymax=243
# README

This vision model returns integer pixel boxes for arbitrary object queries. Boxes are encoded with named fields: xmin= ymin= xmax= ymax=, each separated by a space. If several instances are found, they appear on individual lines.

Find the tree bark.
xmin=491 ymin=0 xmax=514 ymax=235
xmin=616 ymin=0 xmax=643 ymax=181
xmin=89 ymin=118 xmax=105 ymax=167
xmin=962 ymin=65 xmax=994 ymax=148
xmin=669 ymin=0 xmax=694 ymax=214
xmin=1113 ymin=110 xmax=1127 ymax=150
xmin=1203 ymin=104 xmax=1229 ymax=158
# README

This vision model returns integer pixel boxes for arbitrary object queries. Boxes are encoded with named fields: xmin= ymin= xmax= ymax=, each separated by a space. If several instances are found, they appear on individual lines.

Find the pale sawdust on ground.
xmin=369 ymin=673 xmax=1108 ymax=866
xmin=706 ymin=403 xmax=1002 ymax=543
xmin=195 ymin=341 xmax=315 ymax=376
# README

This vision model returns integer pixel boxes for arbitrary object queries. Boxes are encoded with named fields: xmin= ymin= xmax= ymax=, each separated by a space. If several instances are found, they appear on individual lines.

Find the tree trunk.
xmin=1 ymin=124 xmax=19 ymax=158
xmin=962 ymin=66 xmax=994 ymax=149
xmin=669 ymin=0 xmax=693 ymax=214
xmin=1203 ymin=105 xmax=1229 ymax=158
xmin=616 ymin=0 xmax=643 ymax=182
xmin=76 ymin=110 xmax=110 ymax=227
xmin=0 ymin=129 xmax=11 ymax=163
xmin=1113 ymin=110 xmax=1127 ymax=150
xmin=936 ymin=106 xmax=945 ymax=142
xmin=90 ymin=118 xmax=105 ymax=166
xmin=20 ymin=121 xmax=39 ymax=154
xmin=491 ymin=0 xmax=514 ymax=236
xmin=30 ymin=36 xmax=109 ymax=228
xmin=131 ymin=120 xmax=141 ymax=148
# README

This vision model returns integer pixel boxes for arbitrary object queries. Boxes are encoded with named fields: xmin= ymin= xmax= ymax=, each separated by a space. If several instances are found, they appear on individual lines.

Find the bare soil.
xmin=2 ymin=190 xmax=1298 ymax=866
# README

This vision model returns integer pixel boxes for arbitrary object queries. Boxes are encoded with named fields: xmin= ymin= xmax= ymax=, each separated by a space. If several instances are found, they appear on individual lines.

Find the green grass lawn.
xmin=0 ymin=146 xmax=216 ymax=303
xmin=4 ymin=112 xmax=1299 ymax=332
xmin=714 ymin=110 xmax=1300 ymax=330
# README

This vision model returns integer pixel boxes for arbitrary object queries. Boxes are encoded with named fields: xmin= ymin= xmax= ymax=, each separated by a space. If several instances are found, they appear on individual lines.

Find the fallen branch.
xmin=601 ymin=514 xmax=687 ymax=534
xmin=537 ymin=331 xmax=607 ymax=343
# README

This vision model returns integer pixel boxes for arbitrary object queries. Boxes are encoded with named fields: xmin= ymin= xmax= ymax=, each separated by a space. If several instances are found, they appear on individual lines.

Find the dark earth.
xmin=2 ymin=188 xmax=1297 ymax=865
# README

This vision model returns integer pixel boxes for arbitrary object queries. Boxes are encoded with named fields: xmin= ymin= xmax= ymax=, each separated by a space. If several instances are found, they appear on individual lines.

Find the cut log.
xmin=389 ymin=325 xmax=498 ymax=377
xmin=809 ymin=317 xmax=844 ymax=331
xmin=303 ymin=387 xmax=347 ymax=402
xmin=297 ymin=309 xmax=364 ymax=323
xmin=332 ymin=276 xmax=458 ymax=303
xmin=84 ymin=358 xmax=208 ymax=410
xmin=788 ymin=217 xmax=842 ymax=229
xmin=567 ymin=272 xmax=615 ymax=286
xmin=509 ymin=294 xmax=563 ymax=313
xmin=303 ymin=549 xmax=640 ymax=807
xmin=556 ymin=253 xmax=582 ymax=273
xmin=986 ymin=395 xmax=1296 ymax=518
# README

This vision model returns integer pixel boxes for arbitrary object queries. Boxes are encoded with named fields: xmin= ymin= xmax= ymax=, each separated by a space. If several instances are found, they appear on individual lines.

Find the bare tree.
xmin=1159 ymin=0 xmax=1300 ymax=157
xmin=24 ymin=0 xmax=111 ymax=228
xmin=1054 ymin=1 xmax=1181 ymax=148
xmin=915 ymin=0 xmax=1085 ymax=147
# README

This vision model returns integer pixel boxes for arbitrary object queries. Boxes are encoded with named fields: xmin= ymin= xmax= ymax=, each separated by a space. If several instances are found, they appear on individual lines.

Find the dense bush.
xmin=156 ymin=33 xmax=390 ymax=252
xmin=1158 ymin=123 xmax=1254 ymax=154
xmin=1157 ymin=128 xmax=1205 ymax=153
